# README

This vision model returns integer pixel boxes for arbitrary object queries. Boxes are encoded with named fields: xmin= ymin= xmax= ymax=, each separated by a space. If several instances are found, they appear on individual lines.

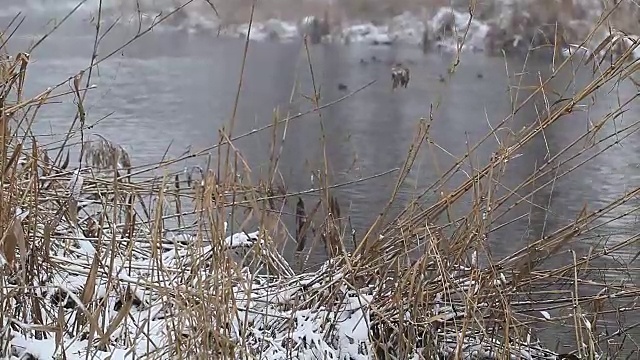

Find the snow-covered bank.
xmin=3 ymin=221 xmax=565 ymax=360
xmin=3 ymin=0 xmax=636 ymax=59
xmin=0 ymin=137 xmax=574 ymax=359
xmin=164 ymin=7 xmax=640 ymax=60
xmin=188 ymin=9 xmax=489 ymax=53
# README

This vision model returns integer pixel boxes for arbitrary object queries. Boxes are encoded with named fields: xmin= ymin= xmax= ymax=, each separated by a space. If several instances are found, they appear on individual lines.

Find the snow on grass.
xmin=1 ymin=226 xmax=561 ymax=360
xmin=11 ymin=336 xmax=132 ymax=360
xmin=0 ymin=160 xmax=569 ymax=360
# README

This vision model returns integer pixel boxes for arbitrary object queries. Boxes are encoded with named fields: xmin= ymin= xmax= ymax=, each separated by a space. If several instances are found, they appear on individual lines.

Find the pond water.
xmin=3 ymin=9 xmax=640 ymax=355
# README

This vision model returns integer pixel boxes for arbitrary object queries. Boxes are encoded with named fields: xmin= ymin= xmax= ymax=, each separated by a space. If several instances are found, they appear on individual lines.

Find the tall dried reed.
xmin=0 ymin=2 xmax=640 ymax=359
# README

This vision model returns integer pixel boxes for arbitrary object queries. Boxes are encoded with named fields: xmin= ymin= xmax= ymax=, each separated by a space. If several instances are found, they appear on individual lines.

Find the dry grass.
xmin=1 ymin=1 xmax=640 ymax=359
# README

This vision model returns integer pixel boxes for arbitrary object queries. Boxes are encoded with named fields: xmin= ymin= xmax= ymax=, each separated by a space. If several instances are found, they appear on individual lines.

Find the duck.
xmin=391 ymin=63 xmax=410 ymax=90
xmin=337 ymin=83 xmax=348 ymax=91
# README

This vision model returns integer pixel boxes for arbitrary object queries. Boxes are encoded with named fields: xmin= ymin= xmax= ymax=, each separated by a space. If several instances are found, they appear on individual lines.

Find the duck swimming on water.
xmin=391 ymin=63 xmax=410 ymax=90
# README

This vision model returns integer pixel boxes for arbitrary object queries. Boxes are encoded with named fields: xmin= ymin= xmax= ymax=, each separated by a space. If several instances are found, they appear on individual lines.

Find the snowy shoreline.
xmin=164 ymin=6 xmax=640 ymax=61
xmin=5 ymin=223 xmax=564 ymax=360
xmin=0 ymin=145 xmax=568 ymax=359
xmin=3 ymin=2 xmax=637 ymax=59
xmin=180 ymin=8 xmax=490 ymax=53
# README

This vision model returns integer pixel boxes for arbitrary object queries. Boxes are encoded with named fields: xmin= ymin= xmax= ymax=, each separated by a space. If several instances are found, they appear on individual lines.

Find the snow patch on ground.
xmin=0 ymin=216 xmax=559 ymax=359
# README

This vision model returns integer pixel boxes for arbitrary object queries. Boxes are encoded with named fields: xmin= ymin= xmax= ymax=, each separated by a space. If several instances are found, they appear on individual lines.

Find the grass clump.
xmin=1 ymin=2 xmax=640 ymax=360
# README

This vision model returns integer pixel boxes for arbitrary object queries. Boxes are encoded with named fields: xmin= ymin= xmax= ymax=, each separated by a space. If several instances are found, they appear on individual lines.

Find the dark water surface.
xmin=4 ymin=13 xmax=640 ymax=353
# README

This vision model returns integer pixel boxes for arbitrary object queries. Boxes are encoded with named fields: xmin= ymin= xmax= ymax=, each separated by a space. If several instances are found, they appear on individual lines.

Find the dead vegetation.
xmin=1 ymin=1 xmax=640 ymax=360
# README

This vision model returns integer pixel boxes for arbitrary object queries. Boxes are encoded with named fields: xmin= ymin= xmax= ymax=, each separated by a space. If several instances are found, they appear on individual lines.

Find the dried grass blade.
xmin=2 ymin=217 xmax=19 ymax=267
xmin=42 ymin=149 xmax=50 ymax=176
xmin=618 ymin=61 xmax=640 ymax=83
xmin=3 ymin=142 xmax=21 ymax=177
xmin=586 ymin=32 xmax=616 ymax=64
xmin=295 ymin=197 xmax=307 ymax=252
xmin=122 ymin=194 xmax=135 ymax=239
xmin=16 ymin=52 xmax=28 ymax=103
xmin=14 ymin=217 xmax=26 ymax=278
xmin=76 ymin=254 xmax=99 ymax=333
xmin=98 ymin=288 xmax=133 ymax=349
xmin=60 ymin=149 xmax=70 ymax=170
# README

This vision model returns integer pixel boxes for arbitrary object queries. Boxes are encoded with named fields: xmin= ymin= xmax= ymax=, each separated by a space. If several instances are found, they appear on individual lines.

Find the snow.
xmin=215 ymin=7 xmax=493 ymax=53
xmin=67 ymin=168 xmax=84 ymax=199
xmin=10 ymin=0 xmax=639 ymax=60
xmin=1 ymin=232 xmax=557 ymax=360
xmin=558 ymin=33 xmax=640 ymax=64
xmin=341 ymin=23 xmax=394 ymax=45
xmin=388 ymin=12 xmax=427 ymax=45
xmin=429 ymin=7 xmax=489 ymax=52
xmin=137 ymin=6 xmax=490 ymax=53
xmin=334 ymin=293 xmax=372 ymax=359
xmin=0 ymin=204 xmax=569 ymax=360
xmin=10 ymin=336 xmax=131 ymax=360
xmin=160 ymin=5 xmax=635 ymax=62
xmin=236 ymin=20 xmax=300 ymax=42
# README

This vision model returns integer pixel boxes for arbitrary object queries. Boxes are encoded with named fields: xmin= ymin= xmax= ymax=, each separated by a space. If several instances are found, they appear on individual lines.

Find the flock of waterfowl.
xmin=335 ymin=55 xmax=486 ymax=93
xmin=335 ymin=59 xmax=412 ymax=92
